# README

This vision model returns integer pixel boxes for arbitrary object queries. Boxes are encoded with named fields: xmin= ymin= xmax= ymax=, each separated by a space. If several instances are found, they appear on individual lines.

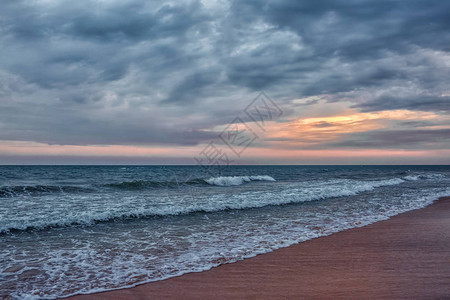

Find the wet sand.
xmin=68 ymin=196 xmax=450 ymax=299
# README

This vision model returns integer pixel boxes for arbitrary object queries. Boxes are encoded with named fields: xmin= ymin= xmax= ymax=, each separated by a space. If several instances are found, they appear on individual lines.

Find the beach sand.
xmin=67 ymin=197 xmax=450 ymax=299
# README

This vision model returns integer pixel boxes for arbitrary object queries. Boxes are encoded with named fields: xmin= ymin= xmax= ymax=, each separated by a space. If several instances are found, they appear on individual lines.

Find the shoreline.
xmin=67 ymin=196 xmax=450 ymax=299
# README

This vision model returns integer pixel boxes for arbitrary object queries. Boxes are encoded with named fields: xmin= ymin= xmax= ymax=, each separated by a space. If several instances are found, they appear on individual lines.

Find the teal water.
xmin=0 ymin=165 xmax=449 ymax=298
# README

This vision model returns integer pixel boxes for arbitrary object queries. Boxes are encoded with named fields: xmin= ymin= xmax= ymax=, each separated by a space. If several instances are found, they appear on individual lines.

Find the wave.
xmin=404 ymin=175 xmax=420 ymax=181
xmin=0 ymin=185 xmax=93 ymax=198
xmin=3 ymin=172 xmax=438 ymax=197
xmin=204 ymin=175 xmax=276 ymax=186
xmin=106 ymin=175 xmax=276 ymax=190
xmin=105 ymin=179 xmax=203 ymax=190
xmin=369 ymin=178 xmax=404 ymax=186
xmin=403 ymin=173 xmax=445 ymax=181
xmin=0 ymin=177 xmax=406 ymax=234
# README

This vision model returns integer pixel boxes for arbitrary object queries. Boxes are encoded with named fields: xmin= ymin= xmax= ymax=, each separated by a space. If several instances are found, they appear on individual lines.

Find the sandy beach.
xmin=67 ymin=196 xmax=450 ymax=299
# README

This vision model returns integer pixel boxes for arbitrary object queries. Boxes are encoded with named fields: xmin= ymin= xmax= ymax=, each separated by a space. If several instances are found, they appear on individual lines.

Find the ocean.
xmin=1 ymin=165 xmax=449 ymax=299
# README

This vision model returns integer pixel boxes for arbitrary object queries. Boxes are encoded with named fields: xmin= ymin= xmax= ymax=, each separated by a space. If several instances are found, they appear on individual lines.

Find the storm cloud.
xmin=0 ymin=0 xmax=449 ymax=151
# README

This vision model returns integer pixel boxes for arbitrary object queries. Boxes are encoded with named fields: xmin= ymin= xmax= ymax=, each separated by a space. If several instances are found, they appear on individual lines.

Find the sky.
xmin=0 ymin=0 xmax=449 ymax=165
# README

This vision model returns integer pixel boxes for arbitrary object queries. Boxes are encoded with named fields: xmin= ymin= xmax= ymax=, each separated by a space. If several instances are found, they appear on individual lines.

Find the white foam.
xmin=403 ymin=173 xmax=445 ymax=181
xmin=404 ymin=175 xmax=420 ymax=181
xmin=422 ymin=173 xmax=445 ymax=179
xmin=369 ymin=178 xmax=404 ymax=187
xmin=204 ymin=175 xmax=276 ymax=186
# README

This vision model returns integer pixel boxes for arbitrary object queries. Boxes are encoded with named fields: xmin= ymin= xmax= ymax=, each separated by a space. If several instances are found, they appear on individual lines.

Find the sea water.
xmin=0 ymin=165 xmax=449 ymax=298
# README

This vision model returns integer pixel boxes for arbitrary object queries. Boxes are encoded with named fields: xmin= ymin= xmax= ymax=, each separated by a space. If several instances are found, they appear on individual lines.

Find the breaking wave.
xmin=106 ymin=175 xmax=276 ymax=189
xmin=403 ymin=173 xmax=445 ymax=181
xmin=1 ymin=177 xmax=405 ymax=234
xmin=204 ymin=175 xmax=276 ymax=186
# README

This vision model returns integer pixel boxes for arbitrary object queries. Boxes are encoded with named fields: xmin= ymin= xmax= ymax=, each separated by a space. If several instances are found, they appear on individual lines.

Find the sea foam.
xmin=204 ymin=175 xmax=276 ymax=186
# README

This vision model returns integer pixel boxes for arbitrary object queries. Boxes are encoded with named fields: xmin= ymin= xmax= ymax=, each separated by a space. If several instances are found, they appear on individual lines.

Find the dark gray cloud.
xmin=354 ymin=95 xmax=450 ymax=113
xmin=0 ymin=0 xmax=449 ymax=148
xmin=163 ymin=68 xmax=222 ymax=104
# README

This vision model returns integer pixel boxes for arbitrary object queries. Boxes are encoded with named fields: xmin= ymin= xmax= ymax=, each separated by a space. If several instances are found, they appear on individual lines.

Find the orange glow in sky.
xmin=0 ymin=107 xmax=448 ymax=164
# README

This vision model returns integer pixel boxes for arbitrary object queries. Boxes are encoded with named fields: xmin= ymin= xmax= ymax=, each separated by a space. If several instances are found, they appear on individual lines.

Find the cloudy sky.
xmin=0 ymin=0 xmax=449 ymax=164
